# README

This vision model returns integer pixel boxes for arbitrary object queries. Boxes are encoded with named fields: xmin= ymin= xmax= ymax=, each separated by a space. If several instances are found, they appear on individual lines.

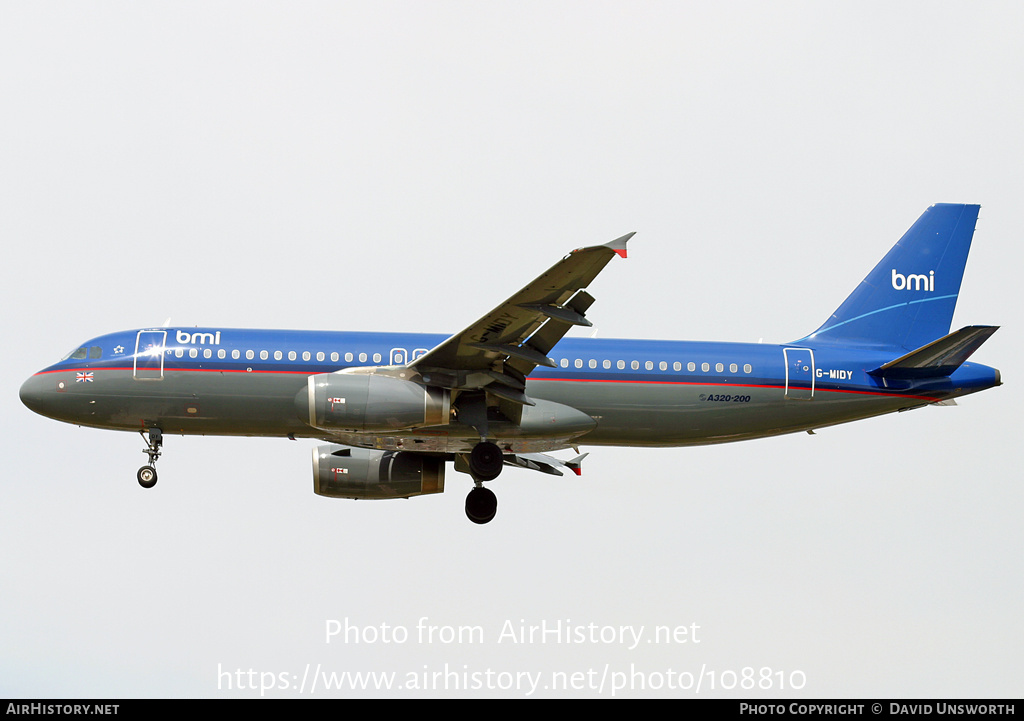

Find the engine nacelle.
xmin=297 ymin=373 xmax=450 ymax=432
xmin=312 ymin=445 xmax=445 ymax=499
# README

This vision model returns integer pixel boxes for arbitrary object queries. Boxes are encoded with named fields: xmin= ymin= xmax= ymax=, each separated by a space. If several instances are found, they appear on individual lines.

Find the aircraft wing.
xmin=410 ymin=233 xmax=632 ymax=401
xmin=505 ymin=451 xmax=589 ymax=476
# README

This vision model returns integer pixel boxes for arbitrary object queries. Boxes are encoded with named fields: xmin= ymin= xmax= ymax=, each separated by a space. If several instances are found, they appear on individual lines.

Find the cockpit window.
xmin=62 ymin=347 xmax=88 ymax=361
xmin=89 ymin=346 xmax=102 ymax=359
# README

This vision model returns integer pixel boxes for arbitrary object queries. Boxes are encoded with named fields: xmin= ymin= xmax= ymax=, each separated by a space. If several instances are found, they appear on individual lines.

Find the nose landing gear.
xmin=137 ymin=428 xmax=163 ymax=489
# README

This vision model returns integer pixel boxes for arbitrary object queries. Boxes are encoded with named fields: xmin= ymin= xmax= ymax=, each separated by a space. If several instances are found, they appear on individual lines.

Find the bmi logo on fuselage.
xmin=891 ymin=270 xmax=935 ymax=291
xmin=176 ymin=330 xmax=222 ymax=345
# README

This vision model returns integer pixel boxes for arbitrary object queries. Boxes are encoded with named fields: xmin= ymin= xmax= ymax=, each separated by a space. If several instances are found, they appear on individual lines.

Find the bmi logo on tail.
xmin=891 ymin=269 xmax=935 ymax=291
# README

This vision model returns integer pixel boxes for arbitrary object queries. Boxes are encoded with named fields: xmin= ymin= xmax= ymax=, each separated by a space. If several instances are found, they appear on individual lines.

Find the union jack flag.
xmin=76 ymin=372 xmax=94 ymax=383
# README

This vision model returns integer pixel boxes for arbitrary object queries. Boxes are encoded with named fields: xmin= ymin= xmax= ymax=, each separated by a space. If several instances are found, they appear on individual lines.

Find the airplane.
xmin=20 ymin=203 xmax=1001 ymax=524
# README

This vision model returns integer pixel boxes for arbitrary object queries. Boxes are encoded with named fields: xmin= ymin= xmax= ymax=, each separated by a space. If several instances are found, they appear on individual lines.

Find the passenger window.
xmin=246 ymin=350 xmax=255 ymax=360
xmin=274 ymin=350 xmax=283 ymax=361
xmin=631 ymin=360 xmax=639 ymax=370
xmin=189 ymin=349 xmax=198 ymax=359
xmin=302 ymin=351 xmax=310 ymax=361
xmin=645 ymin=361 xmax=653 ymax=370
xmin=603 ymin=360 xmax=611 ymax=369
xmin=203 ymin=349 xmax=212 ymax=359
xmin=373 ymin=353 xmax=382 ymax=363
xmin=175 ymin=349 xmax=184 ymax=358
xmin=316 ymin=352 xmax=325 ymax=362
xmin=744 ymin=364 xmax=752 ymax=373
xmin=730 ymin=363 xmax=738 ymax=373
xmin=687 ymin=362 xmax=695 ymax=372
xmin=232 ymin=350 xmax=240 ymax=360
xmin=574 ymin=359 xmax=583 ymax=368
xmin=359 ymin=353 xmax=367 ymax=362
xmin=715 ymin=363 xmax=724 ymax=372
xmin=673 ymin=362 xmax=681 ymax=371
xmin=344 ymin=352 xmax=353 ymax=362
xmin=617 ymin=360 xmax=625 ymax=370
xmin=701 ymin=363 xmax=710 ymax=372
xmin=589 ymin=359 xmax=597 ymax=369
xmin=659 ymin=361 xmax=667 ymax=371
xmin=331 ymin=352 xmax=339 ymax=362
xmin=260 ymin=350 xmax=269 ymax=360
xmin=560 ymin=358 xmax=569 ymax=368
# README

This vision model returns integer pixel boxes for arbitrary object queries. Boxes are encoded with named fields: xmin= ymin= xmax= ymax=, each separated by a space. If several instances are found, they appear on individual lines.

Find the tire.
xmin=468 ymin=441 xmax=503 ymax=481
xmin=465 ymin=486 xmax=498 ymax=524
xmin=137 ymin=465 xmax=158 ymax=489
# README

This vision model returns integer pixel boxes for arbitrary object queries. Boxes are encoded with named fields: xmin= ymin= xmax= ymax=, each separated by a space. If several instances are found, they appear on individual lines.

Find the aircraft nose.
xmin=19 ymin=373 xmax=51 ymax=416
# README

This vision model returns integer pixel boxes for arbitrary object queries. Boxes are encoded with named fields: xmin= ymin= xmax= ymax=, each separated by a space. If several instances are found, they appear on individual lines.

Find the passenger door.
xmin=134 ymin=330 xmax=166 ymax=380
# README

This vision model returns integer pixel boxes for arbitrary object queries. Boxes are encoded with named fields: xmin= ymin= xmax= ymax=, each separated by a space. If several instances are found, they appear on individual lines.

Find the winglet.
xmin=604 ymin=232 xmax=634 ymax=259
xmin=565 ymin=453 xmax=589 ymax=476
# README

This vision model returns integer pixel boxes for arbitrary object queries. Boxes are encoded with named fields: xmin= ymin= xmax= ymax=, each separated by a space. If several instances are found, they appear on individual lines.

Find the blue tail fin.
xmin=803 ymin=203 xmax=980 ymax=351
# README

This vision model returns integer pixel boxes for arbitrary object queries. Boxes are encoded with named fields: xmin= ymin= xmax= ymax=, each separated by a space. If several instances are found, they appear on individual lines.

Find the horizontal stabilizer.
xmin=868 ymin=325 xmax=999 ymax=379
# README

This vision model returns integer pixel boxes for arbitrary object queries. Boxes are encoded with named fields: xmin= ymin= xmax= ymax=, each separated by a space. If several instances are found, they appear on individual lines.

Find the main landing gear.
xmin=137 ymin=428 xmax=163 ymax=489
xmin=466 ymin=485 xmax=497 ymax=525
xmin=464 ymin=441 xmax=502 ymax=524
xmin=468 ymin=441 xmax=503 ymax=481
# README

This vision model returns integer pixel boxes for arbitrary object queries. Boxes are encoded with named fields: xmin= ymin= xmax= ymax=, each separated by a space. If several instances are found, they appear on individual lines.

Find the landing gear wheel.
xmin=137 ymin=465 xmax=158 ymax=489
xmin=469 ymin=441 xmax=503 ymax=481
xmin=465 ymin=486 xmax=497 ymax=525
xmin=138 ymin=428 xmax=163 ymax=489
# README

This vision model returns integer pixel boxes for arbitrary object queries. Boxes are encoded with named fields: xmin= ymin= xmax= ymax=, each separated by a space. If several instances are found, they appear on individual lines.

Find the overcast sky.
xmin=2 ymin=2 xmax=1021 ymax=698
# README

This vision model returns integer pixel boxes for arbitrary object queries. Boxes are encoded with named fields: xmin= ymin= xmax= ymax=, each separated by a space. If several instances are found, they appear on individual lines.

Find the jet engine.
xmin=297 ymin=373 xmax=449 ymax=432
xmin=312 ymin=445 xmax=445 ymax=499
